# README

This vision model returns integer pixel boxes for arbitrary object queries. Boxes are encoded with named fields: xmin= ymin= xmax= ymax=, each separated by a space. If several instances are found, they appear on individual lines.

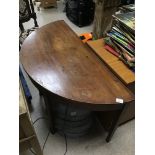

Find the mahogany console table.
xmin=20 ymin=20 xmax=134 ymax=142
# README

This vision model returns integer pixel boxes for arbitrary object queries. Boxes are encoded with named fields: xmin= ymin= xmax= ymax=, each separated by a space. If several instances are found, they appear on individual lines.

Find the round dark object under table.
xmin=53 ymin=102 xmax=93 ymax=138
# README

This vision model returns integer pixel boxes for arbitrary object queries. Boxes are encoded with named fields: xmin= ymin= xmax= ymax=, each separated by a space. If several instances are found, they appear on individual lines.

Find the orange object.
xmin=79 ymin=33 xmax=92 ymax=43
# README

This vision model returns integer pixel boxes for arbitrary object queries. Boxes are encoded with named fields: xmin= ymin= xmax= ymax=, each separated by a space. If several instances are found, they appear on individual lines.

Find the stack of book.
xmin=119 ymin=4 xmax=135 ymax=13
xmin=104 ymin=8 xmax=135 ymax=71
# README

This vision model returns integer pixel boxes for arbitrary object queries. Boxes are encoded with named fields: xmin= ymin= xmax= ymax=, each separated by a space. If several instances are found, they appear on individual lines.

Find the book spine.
xmin=107 ymin=32 xmax=134 ymax=53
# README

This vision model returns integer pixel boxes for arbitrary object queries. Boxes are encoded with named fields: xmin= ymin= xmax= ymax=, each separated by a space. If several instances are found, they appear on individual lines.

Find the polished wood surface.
xmin=20 ymin=20 xmax=134 ymax=105
xmin=87 ymin=39 xmax=135 ymax=85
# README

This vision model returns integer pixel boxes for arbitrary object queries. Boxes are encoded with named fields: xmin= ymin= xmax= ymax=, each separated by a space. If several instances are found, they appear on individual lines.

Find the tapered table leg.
xmin=106 ymin=104 xmax=128 ymax=142
xmin=43 ymin=95 xmax=56 ymax=134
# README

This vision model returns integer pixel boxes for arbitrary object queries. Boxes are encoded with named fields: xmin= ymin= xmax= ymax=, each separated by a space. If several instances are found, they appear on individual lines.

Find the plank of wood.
xmin=87 ymin=39 xmax=135 ymax=85
xmin=19 ymin=80 xmax=27 ymax=115
xmin=19 ymin=135 xmax=35 ymax=143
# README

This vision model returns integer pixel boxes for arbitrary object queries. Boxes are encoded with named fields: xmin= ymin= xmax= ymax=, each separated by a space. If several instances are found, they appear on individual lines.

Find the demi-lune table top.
xmin=20 ymin=20 xmax=134 ymax=105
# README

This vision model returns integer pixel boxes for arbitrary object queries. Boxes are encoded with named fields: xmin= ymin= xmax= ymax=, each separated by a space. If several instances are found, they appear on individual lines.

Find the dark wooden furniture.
xmin=19 ymin=0 xmax=38 ymax=32
xmin=20 ymin=20 xmax=134 ymax=142
xmin=87 ymin=39 xmax=135 ymax=130
xmin=19 ymin=80 xmax=42 ymax=155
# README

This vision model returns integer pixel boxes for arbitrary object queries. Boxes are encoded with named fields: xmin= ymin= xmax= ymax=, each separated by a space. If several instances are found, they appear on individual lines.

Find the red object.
xmin=104 ymin=45 xmax=119 ymax=57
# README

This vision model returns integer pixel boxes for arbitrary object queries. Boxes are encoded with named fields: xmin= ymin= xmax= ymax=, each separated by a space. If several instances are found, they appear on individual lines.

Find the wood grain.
xmin=20 ymin=20 xmax=134 ymax=105
xmin=87 ymin=39 xmax=135 ymax=85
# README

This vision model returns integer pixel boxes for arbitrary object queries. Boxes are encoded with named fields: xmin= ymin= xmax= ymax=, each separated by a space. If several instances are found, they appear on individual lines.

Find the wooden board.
xmin=19 ymin=80 xmax=27 ymax=115
xmin=87 ymin=39 xmax=135 ymax=85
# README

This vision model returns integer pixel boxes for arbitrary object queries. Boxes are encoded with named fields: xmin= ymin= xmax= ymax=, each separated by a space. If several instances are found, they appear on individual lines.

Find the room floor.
xmin=20 ymin=1 xmax=135 ymax=155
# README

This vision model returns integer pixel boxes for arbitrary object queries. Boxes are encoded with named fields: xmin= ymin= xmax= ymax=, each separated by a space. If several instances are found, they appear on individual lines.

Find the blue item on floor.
xmin=19 ymin=67 xmax=32 ymax=102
